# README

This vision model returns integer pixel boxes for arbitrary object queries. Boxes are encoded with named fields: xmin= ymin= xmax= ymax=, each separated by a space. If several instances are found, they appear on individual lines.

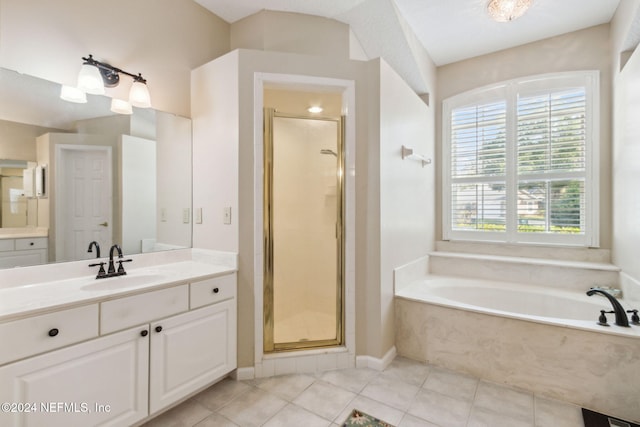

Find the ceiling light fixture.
xmin=307 ymin=106 xmax=323 ymax=113
xmin=61 ymin=54 xmax=151 ymax=111
xmin=487 ymin=0 xmax=532 ymax=22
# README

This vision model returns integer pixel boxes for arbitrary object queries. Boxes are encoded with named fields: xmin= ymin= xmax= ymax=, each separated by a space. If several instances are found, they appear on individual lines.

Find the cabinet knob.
xmin=48 ymin=328 xmax=59 ymax=337
xmin=213 ymin=287 xmax=220 ymax=294
xmin=140 ymin=330 xmax=148 ymax=337
xmin=29 ymin=242 xmax=34 ymax=246
xmin=155 ymin=326 xmax=163 ymax=333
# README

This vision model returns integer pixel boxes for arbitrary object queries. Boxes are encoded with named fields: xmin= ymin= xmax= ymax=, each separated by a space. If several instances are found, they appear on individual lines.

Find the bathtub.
xmin=396 ymin=275 xmax=640 ymax=336
xmin=394 ymin=275 xmax=640 ymax=422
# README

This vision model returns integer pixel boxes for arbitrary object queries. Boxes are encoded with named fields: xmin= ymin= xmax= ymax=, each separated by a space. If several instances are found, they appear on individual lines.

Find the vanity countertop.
xmin=0 ymin=259 xmax=236 ymax=322
xmin=0 ymin=228 xmax=48 ymax=239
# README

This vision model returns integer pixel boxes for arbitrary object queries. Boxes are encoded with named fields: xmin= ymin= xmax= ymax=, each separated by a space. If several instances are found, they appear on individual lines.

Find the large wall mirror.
xmin=0 ymin=68 xmax=192 ymax=269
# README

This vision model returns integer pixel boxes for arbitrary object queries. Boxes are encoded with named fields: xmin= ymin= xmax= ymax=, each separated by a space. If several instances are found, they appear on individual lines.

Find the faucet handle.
xmin=627 ymin=309 xmax=640 ymax=325
xmin=117 ymin=258 xmax=133 ymax=274
xmin=89 ymin=262 xmax=107 ymax=279
xmin=598 ymin=310 xmax=609 ymax=326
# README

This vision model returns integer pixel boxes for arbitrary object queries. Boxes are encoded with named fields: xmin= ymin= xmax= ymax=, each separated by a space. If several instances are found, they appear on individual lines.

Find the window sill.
xmin=428 ymin=250 xmax=619 ymax=273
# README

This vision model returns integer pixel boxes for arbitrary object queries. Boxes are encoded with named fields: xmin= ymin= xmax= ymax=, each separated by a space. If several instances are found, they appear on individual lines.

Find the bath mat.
xmin=342 ymin=409 xmax=394 ymax=427
xmin=582 ymin=408 xmax=640 ymax=427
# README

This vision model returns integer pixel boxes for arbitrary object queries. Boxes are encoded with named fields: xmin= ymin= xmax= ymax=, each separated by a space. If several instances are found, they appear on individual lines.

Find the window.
xmin=443 ymin=72 xmax=599 ymax=246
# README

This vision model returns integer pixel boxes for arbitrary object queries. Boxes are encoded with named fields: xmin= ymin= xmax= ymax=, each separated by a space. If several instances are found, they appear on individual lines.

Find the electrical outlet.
xmin=223 ymin=207 xmax=232 ymax=225
xmin=195 ymin=208 xmax=203 ymax=224
xmin=183 ymin=208 xmax=190 ymax=224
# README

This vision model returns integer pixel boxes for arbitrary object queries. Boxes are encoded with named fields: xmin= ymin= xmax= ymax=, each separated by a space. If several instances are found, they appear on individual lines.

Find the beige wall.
xmin=0 ymin=0 xmax=230 ymax=117
xmin=0 ymin=120 xmax=63 ymax=161
xmin=156 ymin=113 xmax=192 ymax=248
xmin=436 ymin=24 xmax=613 ymax=249
xmin=193 ymin=9 xmax=438 ymax=364
xmin=231 ymin=11 xmax=351 ymax=61
xmin=611 ymin=1 xmax=640 ymax=281
xmin=378 ymin=59 xmax=435 ymax=356
xmin=193 ymin=48 xmax=370 ymax=367
xmin=191 ymin=51 xmax=240 ymax=254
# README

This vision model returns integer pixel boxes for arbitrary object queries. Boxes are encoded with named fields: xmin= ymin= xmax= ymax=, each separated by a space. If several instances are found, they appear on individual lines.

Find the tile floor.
xmin=142 ymin=357 xmax=585 ymax=427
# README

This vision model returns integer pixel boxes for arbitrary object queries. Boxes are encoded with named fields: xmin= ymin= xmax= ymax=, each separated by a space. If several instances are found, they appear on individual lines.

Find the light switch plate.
xmin=183 ymin=208 xmax=190 ymax=224
xmin=223 ymin=207 xmax=232 ymax=225
xmin=195 ymin=208 xmax=203 ymax=224
xmin=160 ymin=208 xmax=167 ymax=222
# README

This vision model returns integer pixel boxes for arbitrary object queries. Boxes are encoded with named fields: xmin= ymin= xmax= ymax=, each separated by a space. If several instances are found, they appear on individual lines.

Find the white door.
xmin=0 ymin=327 xmax=149 ymax=427
xmin=149 ymin=300 xmax=237 ymax=414
xmin=57 ymin=146 xmax=112 ymax=262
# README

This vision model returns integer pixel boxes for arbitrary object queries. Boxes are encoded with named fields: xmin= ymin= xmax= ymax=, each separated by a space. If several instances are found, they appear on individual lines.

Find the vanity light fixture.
xmin=487 ymin=0 xmax=532 ymax=22
xmin=61 ymin=54 xmax=152 ymax=111
xmin=307 ymin=106 xmax=323 ymax=113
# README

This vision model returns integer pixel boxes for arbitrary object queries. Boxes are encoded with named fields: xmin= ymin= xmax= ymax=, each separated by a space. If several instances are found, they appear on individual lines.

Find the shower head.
xmin=320 ymin=149 xmax=338 ymax=157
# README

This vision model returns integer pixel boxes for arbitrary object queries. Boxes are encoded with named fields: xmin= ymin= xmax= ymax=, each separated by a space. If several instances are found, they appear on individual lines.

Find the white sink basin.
xmin=81 ymin=273 xmax=168 ymax=291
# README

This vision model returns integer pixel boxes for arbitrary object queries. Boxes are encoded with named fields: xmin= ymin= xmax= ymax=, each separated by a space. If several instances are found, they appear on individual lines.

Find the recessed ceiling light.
xmin=307 ymin=106 xmax=323 ymax=113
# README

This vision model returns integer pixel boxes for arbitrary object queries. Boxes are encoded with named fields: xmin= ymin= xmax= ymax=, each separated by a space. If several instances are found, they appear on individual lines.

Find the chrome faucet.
xmin=586 ymin=288 xmax=630 ymax=327
xmin=87 ymin=241 xmax=101 ymax=258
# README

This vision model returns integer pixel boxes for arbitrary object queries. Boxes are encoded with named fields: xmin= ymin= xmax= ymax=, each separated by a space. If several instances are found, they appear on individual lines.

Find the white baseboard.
xmin=231 ymin=367 xmax=255 ymax=381
xmin=355 ymin=346 xmax=397 ymax=371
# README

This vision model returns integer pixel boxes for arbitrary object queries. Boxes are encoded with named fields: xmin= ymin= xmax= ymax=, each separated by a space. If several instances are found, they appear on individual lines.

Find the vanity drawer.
xmin=0 ymin=240 xmax=14 ymax=252
xmin=0 ymin=304 xmax=99 ymax=365
xmin=190 ymin=273 xmax=237 ymax=309
xmin=14 ymin=237 xmax=47 ymax=250
xmin=100 ymin=285 xmax=189 ymax=334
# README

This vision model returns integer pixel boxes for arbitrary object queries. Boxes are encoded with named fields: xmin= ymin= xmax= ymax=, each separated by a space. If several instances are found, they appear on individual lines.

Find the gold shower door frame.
xmin=263 ymin=109 xmax=345 ymax=353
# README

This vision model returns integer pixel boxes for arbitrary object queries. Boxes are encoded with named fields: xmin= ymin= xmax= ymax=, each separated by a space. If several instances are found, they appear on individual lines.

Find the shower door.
xmin=264 ymin=109 xmax=344 ymax=352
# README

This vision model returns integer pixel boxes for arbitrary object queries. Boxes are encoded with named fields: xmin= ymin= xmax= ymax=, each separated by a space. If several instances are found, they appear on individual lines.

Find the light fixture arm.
xmin=82 ymin=54 xmax=147 ymax=86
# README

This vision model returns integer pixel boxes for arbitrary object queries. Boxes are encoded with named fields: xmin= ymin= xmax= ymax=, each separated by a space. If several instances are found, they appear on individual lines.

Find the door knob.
xmin=98 ymin=221 xmax=108 ymax=227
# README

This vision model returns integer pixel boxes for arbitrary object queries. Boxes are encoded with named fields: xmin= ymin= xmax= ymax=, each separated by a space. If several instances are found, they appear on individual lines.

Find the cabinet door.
xmin=0 ymin=326 xmax=149 ymax=427
xmin=149 ymin=299 xmax=236 ymax=414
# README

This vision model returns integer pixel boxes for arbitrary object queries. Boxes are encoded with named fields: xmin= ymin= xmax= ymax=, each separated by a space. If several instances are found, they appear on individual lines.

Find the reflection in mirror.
xmin=0 ymin=68 xmax=192 ymax=269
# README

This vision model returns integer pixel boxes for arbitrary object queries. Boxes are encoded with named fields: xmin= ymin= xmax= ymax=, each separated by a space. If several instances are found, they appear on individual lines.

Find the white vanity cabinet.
xmin=0 ymin=237 xmax=48 ymax=269
xmin=0 ymin=271 xmax=237 ymax=427
xmin=0 ymin=326 xmax=150 ymax=427
xmin=149 ymin=297 xmax=236 ymax=413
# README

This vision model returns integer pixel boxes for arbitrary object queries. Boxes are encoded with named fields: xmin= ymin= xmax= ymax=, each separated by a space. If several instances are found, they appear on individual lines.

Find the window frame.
xmin=442 ymin=71 xmax=600 ymax=247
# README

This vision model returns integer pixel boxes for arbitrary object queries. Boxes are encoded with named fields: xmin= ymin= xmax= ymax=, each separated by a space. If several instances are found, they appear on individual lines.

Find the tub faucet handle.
xmin=627 ymin=309 xmax=639 ymax=325
xmin=598 ymin=310 xmax=610 ymax=326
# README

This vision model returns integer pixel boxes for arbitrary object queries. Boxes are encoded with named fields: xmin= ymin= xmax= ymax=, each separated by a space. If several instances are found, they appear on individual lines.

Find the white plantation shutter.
xmin=450 ymin=101 xmax=507 ymax=231
xmin=517 ymin=89 xmax=587 ymax=235
xmin=443 ymin=72 xmax=599 ymax=246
